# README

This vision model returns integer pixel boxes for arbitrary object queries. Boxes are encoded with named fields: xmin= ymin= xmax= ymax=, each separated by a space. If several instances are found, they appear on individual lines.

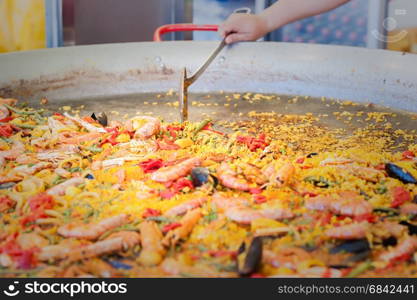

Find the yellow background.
xmin=0 ymin=0 xmax=46 ymax=53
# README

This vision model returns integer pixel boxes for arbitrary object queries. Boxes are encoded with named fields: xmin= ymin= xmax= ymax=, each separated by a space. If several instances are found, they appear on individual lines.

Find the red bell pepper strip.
xmin=0 ymin=124 xmax=15 ymax=137
xmin=390 ymin=186 xmax=411 ymax=208
xmin=139 ymin=159 xmax=164 ymax=173
xmin=402 ymin=150 xmax=415 ymax=160
xmin=172 ymin=178 xmax=194 ymax=193
xmin=21 ymin=193 xmax=55 ymax=227
xmin=162 ymin=223 xmax=182 ymax=233
xmin=142 ymin=208 xmax=162 ymax=218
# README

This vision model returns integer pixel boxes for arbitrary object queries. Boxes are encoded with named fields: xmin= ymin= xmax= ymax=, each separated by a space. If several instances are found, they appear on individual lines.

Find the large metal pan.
xmin=0 ymin=42 xmax=416 ymax=123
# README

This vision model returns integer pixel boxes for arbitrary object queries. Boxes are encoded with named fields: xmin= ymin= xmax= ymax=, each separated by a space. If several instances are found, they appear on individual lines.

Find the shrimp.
xmin=263 ymin=162 xmax=295 ymax=187
xmin=263 ymin=248 xmax=311 ymax=270
xmin=162 ymin=209 xmax=201 ymax=247
xmin=63 ymin=112 xmax=107 ymax=133
xmin=305 ymin=192 xmax=372 ymax=217
xmin=0 ymin=104 xmax=10 ymax=120
xmin=151 ymin=157 xmax=201 ymax=183
xmin=101 ymin=155 xmax=144 ymax=168
xmin=104 ymin=231 xmax=141 ymax=251
xmin=57 ymin=214 xmax=129 ymax=240
xmin=0 ymin=98 xmax=17 ymax=106
xmin=137 ymin=221 xmax=165 ymax=266
xmin=60 ymin=131 xmax=103 ymax=144
xmin=15 ymin=153 xmax=38 ymax=165
xmin=0 ymin=140 xmax=24 ymax=161
xmin=125 ymin=116 xmax=160 ymax=139
xmin=54 ymin=167 xmax=72 ymax=178
xmin=60 ymin=259 xmax=118 ymax=278
xmin=16 ymin=233 xmax=48 ymax=250
xmin=164 ymin=197 xmax=207 ymax=217
xmin=217 ymin=162 xmax=251 ymax=191
xmin=38 ymin=240 xmax=82 ymax=261
xmin=47 ymin=177 xmax=85 ymax=196
xmin=69 ymin=234 xmax=139 ymax=262
xmin=325 ymin=222 xmax=369 ymax=240
xmin=336 ymin=165 xmax=383 ymax=183
xmin=400 ymin=203 xmax=417 ymax=215
xmin=11 ymin=162 xmax=52 ymax=177
xmin=378 ymin=236 xmax=417 ymax=262
xmin=225 ymin=206 xmax=293 ymax=224
xmin=213 ymin=193 xmax=294 ymax=224
xmin=319 ymin=157 xmax=353 ymax=166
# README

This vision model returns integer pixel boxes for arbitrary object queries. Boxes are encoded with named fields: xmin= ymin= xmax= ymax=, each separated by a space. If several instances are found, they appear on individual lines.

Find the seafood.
xmin=213 ymin=193 xmax=293 ymax=224
xmin=385 ymin=163 xmax=417 ymax=184
xmin=162 ymin=209 xmax=201 ymax=247
xmin=151 ymin=157 xmax=201 ymax=183
xmin=263 ymin=162 xmax=295 ymax=187
xmin=217 ymin=162 xmax=251 ymax=191
xmin=164 ymin=197 xmax=207 ymax=217
xmin=47 ymin=177 xmax=85 ymax=196
xmin=325 ymin=222 xmax=369 ymax=240
xmin=305 ymin=192 xmax=372 ymax=217
xmin=400 ymin=203 xmax=417 ymax=215
xmin=137 ymin=221 xmax=165 ymax=266
xmin=378 ymin=236 xmax=417 ymax=262
xmin=57 ymin=214 xmax=129 ymax=240
xmin=63 ymin=112 xmax=107 ymax=133
xmin=125 ymin=116 xmax=160 ymax=139
xmin=1 ymin=96 xmax=417 ymax=278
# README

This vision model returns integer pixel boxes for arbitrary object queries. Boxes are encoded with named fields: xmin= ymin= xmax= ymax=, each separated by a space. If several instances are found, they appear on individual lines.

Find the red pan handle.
xmin=153 ymin=24 xmax=218 ymax=41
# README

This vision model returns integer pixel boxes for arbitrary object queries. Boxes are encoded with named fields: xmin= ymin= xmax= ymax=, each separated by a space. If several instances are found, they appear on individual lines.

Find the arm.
xmin=219 ymin=0 xmax=351 ymax=44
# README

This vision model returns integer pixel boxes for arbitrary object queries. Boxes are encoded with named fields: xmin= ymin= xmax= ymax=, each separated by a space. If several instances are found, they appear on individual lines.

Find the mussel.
xmin=330 ymin=239 xmax=370 ymax=254
xmin=385 ymin=163 xmax=417 ymax=184
xmin=399 ymin=221 xmax=417 ymax=235
xmin=190 ymin=167 xmax=218 ymax=188
xmin=107 ymin=260 xmax=132 ymax=270
xmin=91 ymin=112 xmax=108 ymax=127
xmin=306 ymin=152 xmax=318 ymax=158
xmin=0 ymin=182 xmax=16 ymax=190
xmin=382 ymin=236 xmax=397 ymax=247
xmin=191 ymin=167 xmax=209 ymax=187
xmin=237 ymin=237 xmax=263 ymax=276
xmin=85 ymin=174 xmax=94 ymax=180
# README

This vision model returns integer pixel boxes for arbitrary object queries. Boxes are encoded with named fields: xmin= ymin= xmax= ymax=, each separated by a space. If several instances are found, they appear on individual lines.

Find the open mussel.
xmin=91 ymin=112 xmax=108 ymax=127
xmin=385 ymin=163 xmax=417 ymax=184
xmin=191 ymin=167 xmax=218 ymax=188
xmin=237 ymin=237 xmax=263 ymax=277
xmin=399 ymin=221 xmax=417 ymax=235
xmin=330 ymin=239 xmax=370 ymax=254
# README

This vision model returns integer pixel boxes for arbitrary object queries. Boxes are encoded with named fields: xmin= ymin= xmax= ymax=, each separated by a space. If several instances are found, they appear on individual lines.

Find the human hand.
xmin=218 ymin=14 xmax=269 ymax=44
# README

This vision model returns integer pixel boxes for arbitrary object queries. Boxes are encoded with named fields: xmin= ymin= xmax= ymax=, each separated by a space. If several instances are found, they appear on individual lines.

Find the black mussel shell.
xmin=399 ymin=221 xmax=417 ymax=235
xmin=385 ymin=163 xmax=417 ymax=184
xmin=91 ymin=112 xmax=108 ymax=127
xmin=0 ymin=182 xmax=16 ymax=190
xmin=191 ymin=167 xmax=210 ymax=187
xmin=237 ymin=237 xmax=263 ymax=277
xmin=307 ymin=152 xmax=319 ymax=158
xmin=330 ymin=239 xmax=370 ymax=254
xmin=382 ymin=236 xmax=397 ymax=247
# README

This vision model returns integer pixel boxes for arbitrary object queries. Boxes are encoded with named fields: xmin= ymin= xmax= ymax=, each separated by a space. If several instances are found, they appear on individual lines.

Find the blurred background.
xmin=0 ymin=0 xmax=416 ymax=53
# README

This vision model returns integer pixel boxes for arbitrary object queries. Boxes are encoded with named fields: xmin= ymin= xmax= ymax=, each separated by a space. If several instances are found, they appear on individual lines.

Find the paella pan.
xmin=0 ymin=42 xmax=416 ymax=278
